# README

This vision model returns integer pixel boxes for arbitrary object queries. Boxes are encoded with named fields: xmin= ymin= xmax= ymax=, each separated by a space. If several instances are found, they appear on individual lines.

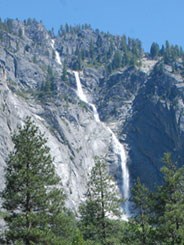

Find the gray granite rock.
xmin=0 ymin=19 xmax=184 ymax=214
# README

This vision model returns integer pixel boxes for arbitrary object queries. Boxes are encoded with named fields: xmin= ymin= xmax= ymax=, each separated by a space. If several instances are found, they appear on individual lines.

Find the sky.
xmin=0 ymin=0 xmax=183 ymax=51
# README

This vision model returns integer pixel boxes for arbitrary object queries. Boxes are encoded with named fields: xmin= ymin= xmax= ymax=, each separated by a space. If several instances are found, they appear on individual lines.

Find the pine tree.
xmin=71 ymin=229 xmax=86 ymax=245
xmin=61 ymin=62 xmax=68 ymax=81
xmin=112 ymin=51 xmax=122 ymax=69
xmin=154 ymin=153 xmax=184 ymax=244
xmin=150 ymin=42 xmax=160 ymax=59
xmin=1 ymin=117 xmax=73 ymax=244
xmin=127 ymin=153 xmax=184 ymax=245
xmin=130 ymin=178 xmax=154 ymax=244
xmin=79 ymin=157 xmax=123 ymax=244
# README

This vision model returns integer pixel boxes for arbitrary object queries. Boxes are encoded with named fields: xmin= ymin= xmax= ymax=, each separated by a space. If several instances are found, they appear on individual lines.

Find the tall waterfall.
xmin=74 ymin=71 xmax=130 ymax=218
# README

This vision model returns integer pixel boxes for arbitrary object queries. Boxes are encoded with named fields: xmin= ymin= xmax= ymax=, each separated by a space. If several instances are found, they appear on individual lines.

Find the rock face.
xmin=125 ymin=64 xmax=184 ymax=188
xmin=0 ymin=20 xmax=114 ymax=211
xmin=0 ymin=19 xmax=184 ymax=211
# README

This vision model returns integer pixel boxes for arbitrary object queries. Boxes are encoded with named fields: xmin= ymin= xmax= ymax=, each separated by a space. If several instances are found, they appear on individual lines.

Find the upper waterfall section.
xmin=74 ymin=71 xmax=100 ymax=122
xmin=51 ymin=39 xmax=62 ymax=65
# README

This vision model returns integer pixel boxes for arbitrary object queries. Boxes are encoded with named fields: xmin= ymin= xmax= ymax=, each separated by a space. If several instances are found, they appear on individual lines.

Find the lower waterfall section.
xmin=74 ymin=71 xmax=130 ymax=218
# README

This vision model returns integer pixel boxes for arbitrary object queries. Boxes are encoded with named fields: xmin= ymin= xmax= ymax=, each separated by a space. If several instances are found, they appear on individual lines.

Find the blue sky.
xmin=0 ymin=0 xmax=183 ymax=51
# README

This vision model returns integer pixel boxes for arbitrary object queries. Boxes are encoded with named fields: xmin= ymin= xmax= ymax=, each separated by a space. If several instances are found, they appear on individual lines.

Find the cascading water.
xmin=74 ymin=71 xmax=100 ymax=122
xmin=51 ymin=39 xmax=62 ymax=65
xmin=110 ymin=133 xmax=130 ymax=216
xmin=74 ymin=71 xmax=130 ymax=218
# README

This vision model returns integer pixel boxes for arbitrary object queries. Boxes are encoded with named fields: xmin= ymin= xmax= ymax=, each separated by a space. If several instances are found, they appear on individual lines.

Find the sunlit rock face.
xmin=0 ymin=19 xmax=184 ymax=213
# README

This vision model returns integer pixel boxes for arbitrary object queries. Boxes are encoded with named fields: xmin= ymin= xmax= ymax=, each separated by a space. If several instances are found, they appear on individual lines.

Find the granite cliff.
xmin=0 ymin=19 xmax=184 ymax=212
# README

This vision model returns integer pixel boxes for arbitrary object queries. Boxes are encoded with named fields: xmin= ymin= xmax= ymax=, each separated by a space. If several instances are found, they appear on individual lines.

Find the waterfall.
xmin=74 ymin=71 xmax=130 ymax=218
xmin=74 ymin=71 xmax=100 ymax=122
xmin=51 ymin=39 xmax=62 ymax=65
xmin=110 ymin=133 xmax=130 ymax=216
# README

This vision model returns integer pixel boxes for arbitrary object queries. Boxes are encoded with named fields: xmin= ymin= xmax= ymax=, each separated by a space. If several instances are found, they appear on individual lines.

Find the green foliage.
xmin=129 ymin=153 xmax=184 ymax=244
xmin=58 ymin=23 xmax=92 ymax=36
xmin=79 ymin=157 xmax=123 ymax=244
xmin=111 ymin=51 xmax=122 ymax=69
xmin=130 ymin=178 xmax=155 ymax=244
xmin=71 ymin=229 xmax=86 ymax=245
xmin=0 ymin=117 xmax=76 ymax=244
xmin=39 ymin=66 xmax=56 ymax=98
xmin=150 ymin=42 xmax=160 ymax=59
xmin=58 ymin=23 xmax=143 ymax=72
xmin=158 ymin=41 xmax=184 ymax=65
xmin=61 ymin=62 xmax=68 ymax=81
xmin=0 ymin=18 xmax=13 ymax=33
xmin=154 ymin=153 xmax=184 ymax=244
xmin=1 ymin=119 xmax=184 ymax=244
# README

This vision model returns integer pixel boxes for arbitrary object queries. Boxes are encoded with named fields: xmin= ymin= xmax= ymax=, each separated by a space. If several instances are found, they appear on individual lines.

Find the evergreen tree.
xmin=154 ymin=153 xmax=184 ymax=244
xmin=71 ymin=229 xmax=86 ymax=245
xmin=61 ymin=62 xmax=68 ymax=81
xmin=112 ymin=51 xmax=122 ymax=69
xmin=127 ymin=153 xmax=184 ymax=245
xmin=120 ymin=35 xmax=127 ymax=52
xmin=130 ymin=178 xmax=154 ymax=244
xmin=131 ymin=39 xmax=142 ymax=58
xmin=1 ymin=117 xmax=74 ymax=244
xmin=150 ymin=42 xmax=160 ymax=59
xmin=79 ymin=157 xmax=123 ymax=244
xmin=46 ymin=65 xmax=55 ymax=92
xmin=89 ymin=39 xmax=95 ymax=61
xmin=159 ymin=44 xmax=165 ymax=56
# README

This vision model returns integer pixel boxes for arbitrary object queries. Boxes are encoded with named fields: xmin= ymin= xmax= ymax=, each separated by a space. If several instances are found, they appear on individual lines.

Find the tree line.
xmin=150 ymin=41 xmax=184 ymax=65
xmin=1 ymin=118 xmax=184 ymax=244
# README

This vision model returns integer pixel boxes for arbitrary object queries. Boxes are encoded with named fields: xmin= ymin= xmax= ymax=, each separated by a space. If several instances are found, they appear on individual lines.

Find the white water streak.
xmin=74 ymin=71 xmax=130 ymax=218
xmin=51 ymin=39 xmax=62 ymax=65
xmin=74 ymin=71 xmax=100 ymax=122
